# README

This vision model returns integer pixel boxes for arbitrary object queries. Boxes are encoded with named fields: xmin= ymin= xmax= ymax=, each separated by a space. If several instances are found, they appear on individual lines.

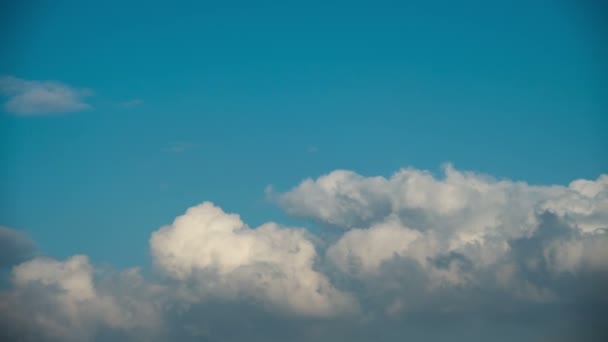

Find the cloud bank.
xmin=1 ymin=165 xmax=607 ymax=341
xmin=0 ymin=76 xmax=92 ymax=115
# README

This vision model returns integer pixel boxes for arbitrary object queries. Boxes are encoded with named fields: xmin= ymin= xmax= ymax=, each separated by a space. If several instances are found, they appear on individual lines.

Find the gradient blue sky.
xmin=1 ymin=0 xmax=606 ymax=270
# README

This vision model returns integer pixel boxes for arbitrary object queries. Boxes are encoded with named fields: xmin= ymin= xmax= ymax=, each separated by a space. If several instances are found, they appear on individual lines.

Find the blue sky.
xmin=0 ymin=2 xmax=607 ymax=340
xmin=1 ymin=0 xmax=606 ymax=269
xmin=0 ymin=1 xmax=608 ymax=263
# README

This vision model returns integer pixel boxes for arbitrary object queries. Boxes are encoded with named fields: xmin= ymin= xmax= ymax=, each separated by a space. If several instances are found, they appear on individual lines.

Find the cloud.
xmin=150 ymin=202 xmax=357 ymax=317
xmin=326 ymin=215 xmax=429 ymax=276
xmin=280 ymin=164 xmax=608 ymax=284
xmin=0 ymin=256 xmax=163 ymax=342
xmin=277 ymin=164 xmax=608 ymax=235
xmin=277 ymin=169 xmax=393 ymax=228
xmin=0 ymin=165 xmax=607 ymax=341
xmin=0 ymin=226 xmax=36 ymax=268
xmin=276 ymin=165 xmax=608 ymax=319
xmin=0 ymin=76 xmax=93 ymax=115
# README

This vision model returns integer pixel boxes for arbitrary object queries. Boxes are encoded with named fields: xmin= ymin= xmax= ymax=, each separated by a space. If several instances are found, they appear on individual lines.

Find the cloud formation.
xmin=0 ymin=76 xmax=92 ymax=115
xmin=150 ymin=202 xmax=357 ymax=317
xmin=1 ymin=165 xmax=607 ymax=341
xmin=281 ymin=165 xmax=608 ymax=301
xmin=0 ymin=256 xmax=162 ymax=342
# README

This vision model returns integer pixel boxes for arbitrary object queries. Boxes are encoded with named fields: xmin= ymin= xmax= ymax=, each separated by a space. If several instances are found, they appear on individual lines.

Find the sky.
xmin=0 ymin=0 xmax=607 ymax=341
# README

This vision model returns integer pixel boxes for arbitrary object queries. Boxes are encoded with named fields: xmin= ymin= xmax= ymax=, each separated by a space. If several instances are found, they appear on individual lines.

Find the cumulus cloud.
xmin=278 ymin=165 xmax=608 ymax=313
xmin=0 ymin=203 xmax=357 ymax=341
xmin=150 ymin=202 xmax=357 ymax=317
xmin=277 ymin=170 xmax=392 ymax=228
xmin=327 ymin=215 xmax=428 ymax=275
xmin=0 ymin=165 xmax=607 ymax=341
xmin=278 ymin=165 xmax=608 ymax=246
xmin=0 ymin=76 xmax=93 ymax=115
xmin=0 ymin=255 xmax=163 ymax=342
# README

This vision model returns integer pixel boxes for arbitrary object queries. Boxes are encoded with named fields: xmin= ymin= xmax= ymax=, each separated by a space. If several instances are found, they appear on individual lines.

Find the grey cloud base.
xmin=1 ymin=165 xmax=607 ymax=341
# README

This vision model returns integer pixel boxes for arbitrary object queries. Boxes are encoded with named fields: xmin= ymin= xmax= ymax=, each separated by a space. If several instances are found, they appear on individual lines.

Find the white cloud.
xmin=279 ymin=165 xmax=608 ymax=300
xmin=0 ymin=76 xmax=93 ymax=115
xmin=1 ymin=165 xmax=607 ymax=340
xmin=279 ymin=163 xmax=607 ymax=239
xmin=1 ymin=255 xmax=163 ymax=341
xmin=544 ymin=230 xmax=608 ymax=273
xmin=150 ymin=201 xmax=357 ymax=317
xmin=278 ymin=170 xmax=392 ymax=228
xmin=327 ymin=215 xmax=428 ymax=275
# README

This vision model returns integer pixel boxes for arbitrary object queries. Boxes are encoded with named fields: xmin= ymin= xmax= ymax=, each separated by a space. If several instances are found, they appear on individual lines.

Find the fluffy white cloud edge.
xmin=278 ymin=165 xmax=608 ymax=309
xmin=149 ymin=201 xmax=358 ymax=317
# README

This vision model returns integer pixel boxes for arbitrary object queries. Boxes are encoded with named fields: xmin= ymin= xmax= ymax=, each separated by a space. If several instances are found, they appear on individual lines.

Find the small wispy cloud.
xmin=264 ymin=184 xmax=275 ymax=198
xmin=307 ymin=146 xmax=319 ymax=153
xmin=162 ymin=142 xmax=197 ymax=153
xmin=0 ymin=76 xmax=93 ymax=115
xmin=119 ymin=98 xmax=143 ymax=108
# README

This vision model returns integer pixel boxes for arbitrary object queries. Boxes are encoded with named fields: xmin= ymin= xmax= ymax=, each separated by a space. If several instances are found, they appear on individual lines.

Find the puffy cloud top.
xmin=13 ymin=256 xmax=96 ymax=301
xmin=3 ymin=256 xmax=161 ymax=341
xmin=150 ymin=202 xmax=357 ymax=317
xmin=279 ymin=164 xmax=607 ymax=240
xmin=280 ymin=165 xmax=608 ymax=301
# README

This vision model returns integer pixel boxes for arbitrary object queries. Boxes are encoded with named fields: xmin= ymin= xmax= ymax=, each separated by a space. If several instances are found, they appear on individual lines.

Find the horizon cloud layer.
xmin=1 ymin=165 xmax=607 ymax=341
